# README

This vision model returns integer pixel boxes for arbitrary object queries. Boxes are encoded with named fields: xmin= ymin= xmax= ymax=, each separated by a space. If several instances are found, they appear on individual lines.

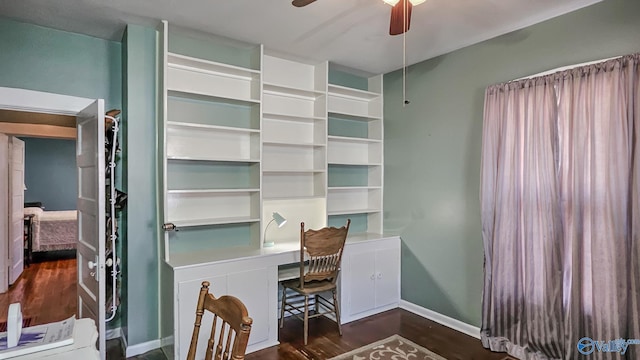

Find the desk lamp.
xmin=264 ymin=212 xmax=287 ymax=247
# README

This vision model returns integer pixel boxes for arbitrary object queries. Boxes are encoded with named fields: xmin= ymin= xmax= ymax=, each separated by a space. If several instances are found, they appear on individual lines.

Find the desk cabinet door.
xmin=342 ymin=239 xmax=400 ymax=322
xmin=346 ymin=250 xmax=376 ymax=317
xmin=374 ymin=246 xmax=400 ymax=308
xmin=227 ymin=268 xmax=270 ymax=345
xmin=177 ymin=275 xmax=227 ymax=360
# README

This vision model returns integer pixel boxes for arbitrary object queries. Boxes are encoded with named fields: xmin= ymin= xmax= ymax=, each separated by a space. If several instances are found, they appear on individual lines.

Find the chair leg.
xmin=304 ymin=295 xmax=309 ymax=345
xmin=279 ymin=286 xmax=287 ymax=329
xmin=332 ymin=289 xmax=342 ymax=335
xmin=314 ymin=294 xmax=319 ymax=314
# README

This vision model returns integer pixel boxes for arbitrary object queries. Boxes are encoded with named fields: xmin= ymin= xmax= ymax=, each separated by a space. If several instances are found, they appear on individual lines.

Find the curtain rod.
xmin=514 ymin=55 xmax=621 ymax=81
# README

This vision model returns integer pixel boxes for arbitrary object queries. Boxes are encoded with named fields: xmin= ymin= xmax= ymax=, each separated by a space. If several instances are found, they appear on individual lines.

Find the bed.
xmin=23 ymin=207 xmax=78 ymax=252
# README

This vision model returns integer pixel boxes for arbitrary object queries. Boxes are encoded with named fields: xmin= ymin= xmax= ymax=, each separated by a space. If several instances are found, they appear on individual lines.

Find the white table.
xmin=13 ymin=318 xmax=99 ymax=360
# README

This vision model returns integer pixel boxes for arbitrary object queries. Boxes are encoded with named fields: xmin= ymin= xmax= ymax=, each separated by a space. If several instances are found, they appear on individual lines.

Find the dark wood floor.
xmin=118 ymin=308 xmax=514 ymax=360
xmin=245 ymin=308 xmax=513 ymax=360
xmin=0 ymin=256 xmax=77 ymax=326
xmin=2 ymin=259 xmax=514 ymax=360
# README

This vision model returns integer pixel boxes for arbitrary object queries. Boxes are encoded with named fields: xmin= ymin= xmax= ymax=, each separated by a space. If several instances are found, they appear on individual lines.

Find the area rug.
xmin=329 ymin=335 xmax=447 ymax=360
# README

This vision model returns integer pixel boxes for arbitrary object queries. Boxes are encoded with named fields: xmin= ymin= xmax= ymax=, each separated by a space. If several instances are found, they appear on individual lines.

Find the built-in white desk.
xmin=162 ymin=233 xmax=400 ymax=360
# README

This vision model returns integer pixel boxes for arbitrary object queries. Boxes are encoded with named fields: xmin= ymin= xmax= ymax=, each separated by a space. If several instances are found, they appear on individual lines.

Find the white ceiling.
xmin=0 ymin=0 xmax=602 ymax=74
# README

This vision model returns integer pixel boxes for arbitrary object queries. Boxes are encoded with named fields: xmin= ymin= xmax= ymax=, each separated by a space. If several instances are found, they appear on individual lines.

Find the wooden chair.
xmin=187 ymin=281 xmax=253 ymax=360
xmin=279 ymin=220 xmax=350 ymax=345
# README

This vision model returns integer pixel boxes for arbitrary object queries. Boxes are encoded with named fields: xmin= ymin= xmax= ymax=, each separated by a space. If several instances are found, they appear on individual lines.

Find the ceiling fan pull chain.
xmin=403 ymin=0 xmax=409 ymax=106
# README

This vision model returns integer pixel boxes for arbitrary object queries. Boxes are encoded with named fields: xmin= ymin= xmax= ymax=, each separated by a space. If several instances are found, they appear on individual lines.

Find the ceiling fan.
xmin=291 ymin=0 xmax=425 ymax=35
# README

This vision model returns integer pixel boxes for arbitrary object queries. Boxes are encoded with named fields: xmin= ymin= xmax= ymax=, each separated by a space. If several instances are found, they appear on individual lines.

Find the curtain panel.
xmin=480 ymin=54 xmax=640 ymax=360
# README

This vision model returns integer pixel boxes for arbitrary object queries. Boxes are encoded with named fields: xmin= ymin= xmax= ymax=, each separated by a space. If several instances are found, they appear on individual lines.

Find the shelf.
xmin=262 ymin=91 xmax=323 ymax=120
xmin=328 ymin=186 xmax=382 ymax=191
xmin=263 ymin=82 xmax=325 ymax=99
xmin=168 ymin=188 xmax=260 ymax=195
xmin=168 ymin=52 xmax=260 ymax=79
xmin=167 ymin=189 xmax=260 ymax=228
xmin=262 ymin=195 xmax=325 ymax=201
xmin=328 ymin=112 xmax=381 ymax=123
xmin=167 ymin=119 xmax=260 ymax=162
xmin=327 ymin=208 xmax=381 ymax=216
xmin=168 ymin=121 xmax=260 ymax=134
xmin=327 ymin=109 xmax=381 ymax=121
xmin=262 ymin=112 xmax=325 ymax=123
xmin=167 ymin=160 xmax=259 ymax=190
xmin=167 ymin=156 xmax=260 ymax=163
xmin=262 ymin=168 xmax=326 ymax=173
xmin=167 ymin=62 xmax=260 ymax=103
xmin=171 ymin=216 xmax=261 ymax=228
xmin=262 ymin=140 xmax=325 ymax=147
xmin=328 ymin=84 xmax=380 ymax=100
xmin=167 ymin=89 xmax=260 ymax=105
xmin=168 ymin=90 xmax=261 ymax=106
xmin=327 ymin=161 xmax=382 ymax=166
xmin=262 ymin=170 xmax=326 ymax=199
xmin=328 ymin=135 xmax=381 ymax=144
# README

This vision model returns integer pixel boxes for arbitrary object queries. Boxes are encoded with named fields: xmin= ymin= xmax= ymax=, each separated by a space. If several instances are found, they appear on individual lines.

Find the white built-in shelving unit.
xmin=327 ymin=75 xmax=384 ymax=234
xmin=261 ymin=55 xmax=328 ymax=202
xmin=160 ymin=22 xmax=263 ymax=251
xmin=160 ymin=22 xmax=384 ymax=253
xmin=158 ymin=21 xmax=391 ymax=360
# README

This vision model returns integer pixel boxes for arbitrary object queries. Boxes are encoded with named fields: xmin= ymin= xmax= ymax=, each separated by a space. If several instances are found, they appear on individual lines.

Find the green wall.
xmin=384 ymin=0 xmax=640 ymax=327
xmin=0 ymin=17 xmax=121 ymax=109
xmin=121 ymin=24 xmax=159 ymax=346
xmin=0 ymin=16 xmax=123 ymax=327
xmin=22 ymin=138 xmax=77 ymax=211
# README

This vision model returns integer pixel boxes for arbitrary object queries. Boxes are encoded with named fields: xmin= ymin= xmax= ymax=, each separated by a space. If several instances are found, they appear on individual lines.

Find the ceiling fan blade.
xmin=292 ymin=0 xmax=317 ymax=7
xmin=389 ymin=0 xmax=413 ymax=35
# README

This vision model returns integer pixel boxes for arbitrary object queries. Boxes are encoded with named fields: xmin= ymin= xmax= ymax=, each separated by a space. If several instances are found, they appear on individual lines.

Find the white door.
xmin=76 ymin=99 xmax=106 ymax=359
xmin=0 ymin=134 xmax=8 ymax=293
xmin=8 ymin=137 xmax=24 ymax=285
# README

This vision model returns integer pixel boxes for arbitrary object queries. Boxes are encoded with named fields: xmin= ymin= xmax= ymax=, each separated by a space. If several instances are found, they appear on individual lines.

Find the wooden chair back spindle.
xmin=298 ymin=220 xmax=350 ymax=289
xmin=187 ymin=281 xmax=253 ymax=360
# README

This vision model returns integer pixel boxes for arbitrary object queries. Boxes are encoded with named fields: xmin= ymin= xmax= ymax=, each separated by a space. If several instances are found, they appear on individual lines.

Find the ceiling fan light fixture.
xmin=383 ymin=0 xmax=426 ymax=6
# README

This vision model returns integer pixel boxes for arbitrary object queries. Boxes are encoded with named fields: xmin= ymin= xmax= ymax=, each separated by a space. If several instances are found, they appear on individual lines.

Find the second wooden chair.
xmin=187 ymin=281 xmax=253 ymax=360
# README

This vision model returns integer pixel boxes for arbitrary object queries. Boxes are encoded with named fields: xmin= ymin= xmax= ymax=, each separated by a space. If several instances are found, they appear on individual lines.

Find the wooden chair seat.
xmin=281 ymin=279 xmax=337 ymax=294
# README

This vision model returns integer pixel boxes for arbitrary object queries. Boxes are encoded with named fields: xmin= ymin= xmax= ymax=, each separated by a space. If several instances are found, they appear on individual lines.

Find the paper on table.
xmin=0 ymin=316 xmax=75 ymax=359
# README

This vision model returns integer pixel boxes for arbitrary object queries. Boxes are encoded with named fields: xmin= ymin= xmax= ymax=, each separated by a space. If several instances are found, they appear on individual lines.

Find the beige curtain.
xmin=480 ymin=54 xmax=640 ymax=360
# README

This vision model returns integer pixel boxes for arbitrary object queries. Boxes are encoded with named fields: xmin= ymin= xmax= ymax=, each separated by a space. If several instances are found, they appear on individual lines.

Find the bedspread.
xmin=24 ymin=207 xmax=78 ymax=251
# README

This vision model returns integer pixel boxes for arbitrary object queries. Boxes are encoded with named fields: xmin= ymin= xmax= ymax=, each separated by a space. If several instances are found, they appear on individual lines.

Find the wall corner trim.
xmin=399 ymin=300 xmax=481 ymax=340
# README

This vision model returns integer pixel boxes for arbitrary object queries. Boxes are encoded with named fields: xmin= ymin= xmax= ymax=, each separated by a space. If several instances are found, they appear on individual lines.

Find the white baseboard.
xmin=105 ymin=327 xmax=122 ymax=340
xmin=400 ymin=300 xmax=480 ymax=339
xmin=160 ymin=334 xmax=174 ymax=349
xmin=126 ymin=339 xmax=162 ymax=357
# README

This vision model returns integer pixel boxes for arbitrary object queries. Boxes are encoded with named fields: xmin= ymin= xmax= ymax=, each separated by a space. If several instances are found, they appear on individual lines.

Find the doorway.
xmin=0 ymin=87 xmax=102 ymax=326
xmin=0 ymin=112 xmax=79 ymax=327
